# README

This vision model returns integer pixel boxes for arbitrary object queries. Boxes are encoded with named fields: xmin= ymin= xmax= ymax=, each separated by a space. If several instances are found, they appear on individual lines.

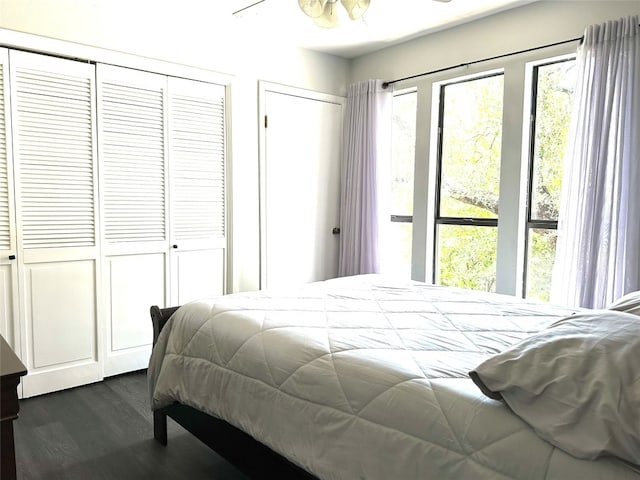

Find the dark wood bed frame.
xmin=150 ymin=305 xmax=319 ymax=480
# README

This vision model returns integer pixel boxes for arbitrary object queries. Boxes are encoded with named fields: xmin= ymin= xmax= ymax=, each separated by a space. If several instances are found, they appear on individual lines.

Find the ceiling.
xmin=225 ymin=0 xmax=540 ymax=58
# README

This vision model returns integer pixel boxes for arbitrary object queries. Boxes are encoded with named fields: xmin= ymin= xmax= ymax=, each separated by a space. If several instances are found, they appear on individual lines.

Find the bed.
xmin=148 ymin=274 xmax=640 ymax=479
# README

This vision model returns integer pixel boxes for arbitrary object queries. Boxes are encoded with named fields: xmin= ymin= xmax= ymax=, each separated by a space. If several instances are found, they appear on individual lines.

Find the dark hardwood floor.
xmin=13 ymin=371 xmax=249 ymax=480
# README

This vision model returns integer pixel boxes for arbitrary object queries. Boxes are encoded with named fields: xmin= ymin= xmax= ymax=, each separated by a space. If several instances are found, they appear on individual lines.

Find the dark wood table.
xmin=1 ymin=335 xmax=27 ymax=480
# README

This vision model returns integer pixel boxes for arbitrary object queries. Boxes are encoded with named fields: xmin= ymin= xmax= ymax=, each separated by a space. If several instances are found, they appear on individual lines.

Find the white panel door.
xmin=97 ymin=65 xmax=168 ymax=376
xmin=260 ymin=83 xmax=343 ymax=289
xmin=104 ymin=253 xmax=165 ymax=374
xmin=172 ymin=249 xmax=224 ymax=304
xmin=10 ymin=51 xmax=102 ymax=397
xmin=0 ymin=48 xmax=19 ymax=354
xmin=168 ymin=77 xmax=226 ymax=305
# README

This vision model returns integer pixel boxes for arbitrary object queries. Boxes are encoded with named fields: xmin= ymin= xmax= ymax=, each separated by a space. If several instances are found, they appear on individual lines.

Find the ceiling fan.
xmin=297 ymin=0 xmax=452 ymax=28
xmin=233 ymin=1 xmax=452 ymax=28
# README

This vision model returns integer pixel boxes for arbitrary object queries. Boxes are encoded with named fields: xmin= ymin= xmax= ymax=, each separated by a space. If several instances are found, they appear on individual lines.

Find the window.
xmin=524 ymin=58 xmax=576 ymax=301
xmin=435 ymin=73 xmax=504 ymax=291
xmin=387 ymin=53 xmax=576 ymax=298
xmin=387 ymin=89 xmax=417 ymax=278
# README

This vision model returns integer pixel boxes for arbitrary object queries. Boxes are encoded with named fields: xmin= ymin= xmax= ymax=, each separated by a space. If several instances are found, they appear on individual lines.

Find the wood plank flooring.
xmin=13 ymin=371 xmax=249 ymax=480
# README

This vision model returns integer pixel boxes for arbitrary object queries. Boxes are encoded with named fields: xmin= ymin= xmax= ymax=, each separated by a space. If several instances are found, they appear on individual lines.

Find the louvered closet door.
xmin=168 ymin=77 xmax=226 ymax=305
xmin=10 ymin=51 xmax=102 ymax=397
xmin=97 ymin=65 xmax=168 ymax=376
xmin=0 ymin=48 xmax=20 ymax=354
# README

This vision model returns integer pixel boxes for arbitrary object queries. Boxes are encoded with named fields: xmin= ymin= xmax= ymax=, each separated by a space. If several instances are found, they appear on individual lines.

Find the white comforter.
xmin=148 ymin=275 xmax=640 ymax=480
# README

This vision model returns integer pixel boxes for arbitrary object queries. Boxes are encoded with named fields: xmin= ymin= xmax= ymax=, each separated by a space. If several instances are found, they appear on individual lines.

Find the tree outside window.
xmin=525 ymin=58 xmax=576 ymax=301
xmin=436 ymin=73 xmax=503 ymax=292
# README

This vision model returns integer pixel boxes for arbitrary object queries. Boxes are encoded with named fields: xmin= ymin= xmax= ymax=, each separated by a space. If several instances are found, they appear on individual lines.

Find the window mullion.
xmin=494 ymin=63 xmax=528 ymax=297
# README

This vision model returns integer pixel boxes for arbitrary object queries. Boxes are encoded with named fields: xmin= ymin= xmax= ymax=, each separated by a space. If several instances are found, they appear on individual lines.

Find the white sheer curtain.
xmin=338 ymin=79 xmax=391 ymax=277
xmin=552 ymin=16 xmax=640 ymax=308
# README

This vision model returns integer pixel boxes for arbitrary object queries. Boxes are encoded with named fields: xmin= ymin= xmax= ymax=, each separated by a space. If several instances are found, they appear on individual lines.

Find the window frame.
xmin=386 ymin=47 xmax=578 ymax=296
xmin=522 ymin=56 xmax=576 ymax=298
xmin=390 ymin=87 xmax=418 ymax=227
xmin=432 ymin=71 xmax=504 ymax=284
xmin=385 ymin=87 xmax=418 ymax=278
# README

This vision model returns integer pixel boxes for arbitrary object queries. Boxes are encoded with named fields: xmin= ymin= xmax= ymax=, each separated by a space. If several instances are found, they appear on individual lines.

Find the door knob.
xmin=8 ymin=255 xmax=16 ymax=260
xmin=332 ymin=227 xmax=340 ymax=235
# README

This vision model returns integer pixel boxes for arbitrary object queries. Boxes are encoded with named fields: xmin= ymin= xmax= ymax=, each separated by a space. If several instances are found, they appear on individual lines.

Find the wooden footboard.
xmin=150 ymin=305 xmax=179 ymax=447
xmin=149 ymin=305 xmax=318 ymax=480
xmin=150 ymin=305 xmax=180 ymax=345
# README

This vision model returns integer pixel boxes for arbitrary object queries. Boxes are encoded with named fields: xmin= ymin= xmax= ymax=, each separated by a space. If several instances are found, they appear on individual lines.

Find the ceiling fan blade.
xmin=299 ymin=0 xmax=329 ymax=18
xmin=340 ymin=0 xmax=370 ymax=20
xmin=232 ymin=0 xmax=267 ymax=16
xmin=313 ymin=1 xmax=340 ymax=28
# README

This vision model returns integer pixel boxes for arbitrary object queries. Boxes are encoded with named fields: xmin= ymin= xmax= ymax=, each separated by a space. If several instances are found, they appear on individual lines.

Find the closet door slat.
xmin=169 ymin=81 xmax=226 ymax=242
xmin=13 ymin=62 xmax=96 ymax=249
xmin=0 ymin=58 xmax=10 ymax=251
xmin=98 ymin=68 xmax=167 ymax=244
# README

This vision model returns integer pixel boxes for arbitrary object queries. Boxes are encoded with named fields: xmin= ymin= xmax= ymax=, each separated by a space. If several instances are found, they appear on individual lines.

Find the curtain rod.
xmin=381 ymin=36 xmax=582 ymax=89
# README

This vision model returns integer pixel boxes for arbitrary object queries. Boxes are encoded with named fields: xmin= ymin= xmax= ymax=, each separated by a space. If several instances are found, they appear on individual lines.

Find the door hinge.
xmin=264 ymin=115 xmax=268 ymax=128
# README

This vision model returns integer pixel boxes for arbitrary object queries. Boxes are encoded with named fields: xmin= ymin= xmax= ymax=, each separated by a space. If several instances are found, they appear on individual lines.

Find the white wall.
xmin=0 ymin=0 xmax=350 ymax=293
xmin=350 ymin=1 xmax=640 ymax=84
xmin=350 ymin=1 xmax=640 ymax=290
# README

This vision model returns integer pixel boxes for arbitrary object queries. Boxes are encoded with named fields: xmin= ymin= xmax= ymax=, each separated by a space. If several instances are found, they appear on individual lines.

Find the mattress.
xmin=148 ymin=274 xmax=640 ymax=479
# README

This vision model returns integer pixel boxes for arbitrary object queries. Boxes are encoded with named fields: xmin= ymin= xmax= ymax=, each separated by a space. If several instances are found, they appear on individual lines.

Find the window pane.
xmin=436 ymin=224 xmax=497 ymax=292
xmin=525 ymin=58 xmax=576 ymax=301
xmin=386 ymin=222 xmax=413 ymax=278
xmin=530 ymin=60 xmax=576 ymax=221
xmin=385 ymin=90 xmax=417 ymax=279
xmin=526 ymin=228 xmax=558 ymax=301
xmin=440 ymin=75 xmax=503 ymax=219
xmin=391 ymin=91 xmax=417 ymax=216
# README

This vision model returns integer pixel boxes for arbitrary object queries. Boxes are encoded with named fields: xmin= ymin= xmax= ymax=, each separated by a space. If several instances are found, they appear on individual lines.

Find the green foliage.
xmin=438 ymin=225 xmax=497 ymax=292
xmin=440 ymin=75 xmax=503 ymax=219
xmin=531 ymin=61 xmax=576 ymax=221
xmin=526 ymin=229 xmax=558 ymax=301
xmin=526 ymin=61 xmax=575 ymax=300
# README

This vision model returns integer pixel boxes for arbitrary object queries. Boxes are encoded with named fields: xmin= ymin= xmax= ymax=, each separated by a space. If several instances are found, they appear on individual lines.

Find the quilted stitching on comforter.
xmin=148 ymin=275 xmax=640 ymax=480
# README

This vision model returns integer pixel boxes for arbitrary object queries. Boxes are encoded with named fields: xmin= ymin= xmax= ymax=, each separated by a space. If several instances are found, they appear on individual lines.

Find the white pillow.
xmin=469 ymin=310 xmax=640 ymax=465
xmin=608 ymin=290 xmax=640 ymax=316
